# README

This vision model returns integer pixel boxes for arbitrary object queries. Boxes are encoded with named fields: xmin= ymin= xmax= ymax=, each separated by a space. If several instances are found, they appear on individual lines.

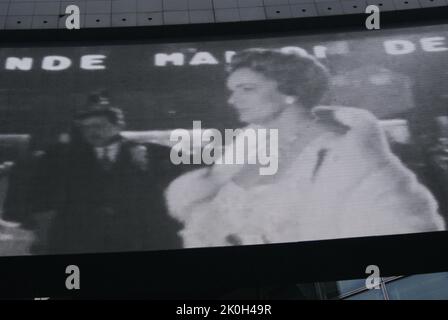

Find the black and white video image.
xmin=0 ymin=23 xmax=447 ymax=256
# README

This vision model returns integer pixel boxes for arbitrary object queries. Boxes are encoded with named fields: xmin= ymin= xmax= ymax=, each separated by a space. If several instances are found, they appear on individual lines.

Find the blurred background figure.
xmin=2 ymin=92 xmax=183 ymax=255
xmin=424 ymin=115 xmax=448 ymax=223
xmin=0 ymin=135 xmax=35 ymax=256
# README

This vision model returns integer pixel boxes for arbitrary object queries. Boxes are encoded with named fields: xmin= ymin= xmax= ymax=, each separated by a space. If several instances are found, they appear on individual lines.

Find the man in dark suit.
xmin=13 ymin=96 xmax=184 ymax=254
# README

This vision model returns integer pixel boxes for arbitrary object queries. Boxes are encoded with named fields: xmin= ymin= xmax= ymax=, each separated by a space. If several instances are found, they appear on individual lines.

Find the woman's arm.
xmin=329 ymin=107 xmax=446 ymax=235
xmin=313 ymin=105 xmax=445 ymax=236
xmin=341 ymin=159 xmax=445 ymax=236
xmin=164 ymin=166 xmax=231 ymax=222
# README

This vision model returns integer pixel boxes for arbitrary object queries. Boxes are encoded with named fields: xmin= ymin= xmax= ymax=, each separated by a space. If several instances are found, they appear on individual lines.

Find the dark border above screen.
xmin=0 ymin=7 xmax=448 ymax=299
xmin=0 ymin=6 xmax=447 ymax=46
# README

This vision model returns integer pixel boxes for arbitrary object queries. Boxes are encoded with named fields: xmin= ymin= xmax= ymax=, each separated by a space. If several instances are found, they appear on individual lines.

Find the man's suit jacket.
xmin=11 ymin=136 xmax=184 ymax=254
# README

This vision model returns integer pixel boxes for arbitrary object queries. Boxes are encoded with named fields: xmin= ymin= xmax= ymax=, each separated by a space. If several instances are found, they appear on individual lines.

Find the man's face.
xmin=78 ymin=116 xmax=121 ymax=147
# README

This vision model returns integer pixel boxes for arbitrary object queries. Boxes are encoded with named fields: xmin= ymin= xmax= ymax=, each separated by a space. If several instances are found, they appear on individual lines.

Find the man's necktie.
xmin=99 ymin=146 xmax=114 ymax=170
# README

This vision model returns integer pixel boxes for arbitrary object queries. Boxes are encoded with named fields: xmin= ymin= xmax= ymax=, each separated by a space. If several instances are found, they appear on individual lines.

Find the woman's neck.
xmin=230 ymin=105 xmax=325 ymax=188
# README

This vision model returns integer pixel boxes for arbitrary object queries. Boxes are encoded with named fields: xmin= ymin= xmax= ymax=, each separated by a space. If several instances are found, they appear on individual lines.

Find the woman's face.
xmin=226 ymin=68 xmax=290 ymax=124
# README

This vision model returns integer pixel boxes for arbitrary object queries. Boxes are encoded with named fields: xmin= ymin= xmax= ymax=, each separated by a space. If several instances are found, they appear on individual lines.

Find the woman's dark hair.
xmin=227 ymin=48 xmax=330 ymax=109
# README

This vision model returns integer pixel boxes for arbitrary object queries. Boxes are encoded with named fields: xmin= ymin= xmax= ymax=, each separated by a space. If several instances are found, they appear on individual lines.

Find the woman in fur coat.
xmin=165 ymin=48 xmax=445 ymax=248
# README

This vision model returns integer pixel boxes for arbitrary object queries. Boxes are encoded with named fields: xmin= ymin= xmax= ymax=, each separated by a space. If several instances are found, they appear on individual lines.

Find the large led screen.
xmin=0 ymin=23 xmax=447 ymax=256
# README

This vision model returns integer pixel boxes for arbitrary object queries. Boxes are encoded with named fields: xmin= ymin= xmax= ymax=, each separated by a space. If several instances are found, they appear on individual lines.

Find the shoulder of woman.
xmin=312 ymin=105 xmax=380 ymax=133
xmin=313 ymin=105 xmax=388 ymax=150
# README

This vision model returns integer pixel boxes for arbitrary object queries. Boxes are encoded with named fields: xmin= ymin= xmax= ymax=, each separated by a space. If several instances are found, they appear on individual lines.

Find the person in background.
xmin=423 ymin=115 xmax=448 ymax=225
xmin=4 ymin=93 xmax=183 ymax=255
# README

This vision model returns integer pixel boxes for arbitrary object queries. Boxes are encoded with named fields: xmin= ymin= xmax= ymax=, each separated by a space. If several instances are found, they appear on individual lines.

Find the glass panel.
xmin=386 ymin=272 xmax=448 ymax=300
xmin=345 ymin=288 xmax=385 ymax=300
xmin=319 ymin=279 xmax=366 ymax=299
xmin=337 ymin=279 xmax=367 ymax=294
